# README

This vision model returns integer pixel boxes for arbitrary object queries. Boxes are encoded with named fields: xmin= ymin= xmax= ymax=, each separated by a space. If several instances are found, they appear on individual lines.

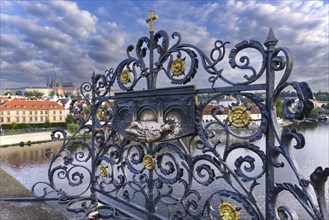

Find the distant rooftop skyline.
xmin=1 ymin=0 xmax=328 ymax=91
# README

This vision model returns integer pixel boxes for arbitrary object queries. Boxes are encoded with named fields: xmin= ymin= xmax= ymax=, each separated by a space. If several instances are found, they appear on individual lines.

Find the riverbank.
xmin=0 ymin=131 xmax=67 ymax=147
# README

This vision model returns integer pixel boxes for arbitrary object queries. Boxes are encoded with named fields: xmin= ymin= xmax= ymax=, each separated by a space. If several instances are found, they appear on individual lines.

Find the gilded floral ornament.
xmin=171 ymin=58 xmax=186 ymax=77
xmin=100 ymin=165 xmax=108 ymax=177
xmin=227 ymin=106 xmax=251 ymax=128
xmin=120 ymin=70 xmax=131 ymax=84
xmin=219 ymin=202 xmax=240 ymax=220
xmin=143 ymin=154 xmax=154 ymax=170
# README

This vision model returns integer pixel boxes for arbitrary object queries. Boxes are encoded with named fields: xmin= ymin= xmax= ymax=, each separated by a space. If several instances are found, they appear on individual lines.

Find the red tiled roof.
xmin=0 ymin=98 xmax=64 ymax=111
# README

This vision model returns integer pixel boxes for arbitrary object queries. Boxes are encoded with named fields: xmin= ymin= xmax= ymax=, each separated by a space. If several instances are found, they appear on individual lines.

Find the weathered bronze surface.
xmin=112 ymin=85 xmax=196 ymax=142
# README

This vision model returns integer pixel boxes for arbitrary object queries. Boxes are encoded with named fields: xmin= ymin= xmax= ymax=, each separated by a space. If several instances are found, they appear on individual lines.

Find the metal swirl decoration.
xmin=267 ymin=35 xmax=328 ymax=219
xmin=228 ymin=40 xmax=266 ymax=85
xmin=31 ymin=16 xmax=328 ymax=220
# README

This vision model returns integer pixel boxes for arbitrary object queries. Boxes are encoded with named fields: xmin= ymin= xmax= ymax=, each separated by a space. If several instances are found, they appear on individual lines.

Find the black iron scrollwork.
xmin=32 ymin=18 xmax=328 ymax=220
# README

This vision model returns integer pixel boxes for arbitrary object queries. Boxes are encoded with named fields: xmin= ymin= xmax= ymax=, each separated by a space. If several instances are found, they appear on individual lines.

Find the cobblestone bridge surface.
xmin=0 ymin=167 xmax=72 ymax=220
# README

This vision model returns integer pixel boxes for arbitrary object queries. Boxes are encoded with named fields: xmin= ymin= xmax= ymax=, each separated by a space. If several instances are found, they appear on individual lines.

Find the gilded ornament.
xmin=100 ymin=164 xmax=108 ymax=177
xmin=145 ymin=10 xmax=158 ymax=33
xmin=143 ymin=154 xmax=154 ymax=170
xmin=120 ymin=70 xmax=131 ymax=84
xmin=219 ymin=202 xmax=240 ymax=220
xmin=227 ymin=106 xmax=251 ymax=128
xmin=96 ymin=109 xmax=104 ymax=120
xmin=171 ymin=58 xmax=186 ymax=77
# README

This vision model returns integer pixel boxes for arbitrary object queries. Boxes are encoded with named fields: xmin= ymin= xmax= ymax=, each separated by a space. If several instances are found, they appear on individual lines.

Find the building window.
xmin=0 ymin=118 xmax=3 ymax=123
xmin=60 ymin=116 xmax=63 ymax=121
xmin=40 ymin=116 xmax=43 ymax=121
xmin=22 ymin=111 xmax=25 ymax=115
xmin=53 ymin=116 xmax=56 ymax=121
xmin=7 ymin=111 xmax=10 ymax=115
xmin=22 ymin=117 xmax=26 ymax=122
xmin=16 ymin=117 xmax=19 ymax=122
xmin=30 ymin=111 xmax=32 ymax=115
xmin=7 ymin=117 xmax=10 ymax=123
xmin=40 ymin=111 xmax=43 ymax=114
xmin=35 ymin=116 xmax=38 ymax=121
xmin=16 ymin=111 xmax=19 ymax=115
xmin=35 ymin=111 xmax=37 ymax=115
xmin=53 ymin=111 xmax=56 ymax=114
xmin=59 ymin=111 xmax=62 ymax=114
xmin=30 ymin=117 xmax=33 ymax=121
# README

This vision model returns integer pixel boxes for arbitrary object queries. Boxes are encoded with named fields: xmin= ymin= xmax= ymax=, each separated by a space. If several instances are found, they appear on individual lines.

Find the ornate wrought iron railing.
xmin=32 ymin=11 xmax=328 ymax=220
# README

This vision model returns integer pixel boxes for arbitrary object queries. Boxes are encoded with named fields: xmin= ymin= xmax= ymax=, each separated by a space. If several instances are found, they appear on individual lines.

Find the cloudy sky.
xmin=1 ymin=0 xmax=328 ymax=92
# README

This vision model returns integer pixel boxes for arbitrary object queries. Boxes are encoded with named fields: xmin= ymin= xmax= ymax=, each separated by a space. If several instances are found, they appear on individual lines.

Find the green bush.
xmin=1 ymin=122 xmax=67 ymax=130
xmin=19 ymin=141 xmax=24 ymax=147
xmin=67 ymin=123 xmax=79 ymax=134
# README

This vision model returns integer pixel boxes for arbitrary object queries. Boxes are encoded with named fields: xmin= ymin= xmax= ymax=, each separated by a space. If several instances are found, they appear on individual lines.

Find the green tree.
xmin=11 ymin=122 xmax=17 ymax=129
xmin=24 ymin=90 xmax=44 ymax=99
xmin=5 ymin=91 xmax=12 ymax=96
xmin=276 ymin=99 xmax=285 ymax=119
xmin=15 ymin=90 xmax=22 ymax=96
xmin=82 ymin=106 xmax=91 ymax=114
xmin=314 ymin=91 xmax=329 ymax=101
xmin=309 ymin=107 xmax=320 ymax=119
xmin=67 ymin=123 xmax=79 ymax=134
xmin=66 ymin=114 xmax=75 ymax=124
xmin=44 ymin=120 xmax=50 ymax=128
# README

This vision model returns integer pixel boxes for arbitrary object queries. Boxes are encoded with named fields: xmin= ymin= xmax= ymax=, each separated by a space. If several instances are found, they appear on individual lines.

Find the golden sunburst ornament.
xmin=120 ymin=70 xmax=131 ymax=84
xmin=100 ymin=164 xmax=108 ymax=177
xmin=171 ymin=58 xmax=186 ymax=77
xmin=227 ymin=106 xmax=251 ymax=128
xmin=219 ymin=202 xmax=240 ymax=220
xmin=143 ymin=154 xmax=154 ymax=170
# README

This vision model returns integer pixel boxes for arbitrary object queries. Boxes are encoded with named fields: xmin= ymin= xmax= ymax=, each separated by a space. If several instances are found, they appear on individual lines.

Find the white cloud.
xmin=0 ymin=0 xmax=327 ymax=92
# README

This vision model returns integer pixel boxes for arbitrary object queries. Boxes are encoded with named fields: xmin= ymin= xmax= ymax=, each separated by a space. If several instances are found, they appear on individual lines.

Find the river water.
xmin=0 ymin=121 xmax=328 ymax=218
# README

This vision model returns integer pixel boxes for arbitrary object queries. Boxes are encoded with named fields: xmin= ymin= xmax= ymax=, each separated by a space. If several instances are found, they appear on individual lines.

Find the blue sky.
xmin=1 ymin=0 xmax=328 ymax=92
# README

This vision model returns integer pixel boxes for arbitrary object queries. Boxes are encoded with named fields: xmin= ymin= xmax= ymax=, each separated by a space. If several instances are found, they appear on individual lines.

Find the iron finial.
xmin=145 ymin=10 xmax=158 ymax=33
xmin=264 ymin=28 xmax=278 ymax=48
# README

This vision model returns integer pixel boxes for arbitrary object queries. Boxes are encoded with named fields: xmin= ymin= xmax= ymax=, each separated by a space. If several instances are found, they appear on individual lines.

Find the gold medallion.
xmin=171 ymin=58 xmax=186 ymax=77
xmin=100 ymin=164 xmax=108 ymax=177
xmin=120 ymin=70 xmax=131 ymax=84
xmin=219 ymin=202 xmax=240 ymax=220
xmin=143 ymin=154 xmax=154 ymax=170
xmin=227 ymin=106 xmax=251 ymax=128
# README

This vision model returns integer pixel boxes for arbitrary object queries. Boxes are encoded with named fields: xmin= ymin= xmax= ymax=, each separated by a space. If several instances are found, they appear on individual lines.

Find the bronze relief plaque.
xmin=112 ymin=85 xmax=196 ymax=142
